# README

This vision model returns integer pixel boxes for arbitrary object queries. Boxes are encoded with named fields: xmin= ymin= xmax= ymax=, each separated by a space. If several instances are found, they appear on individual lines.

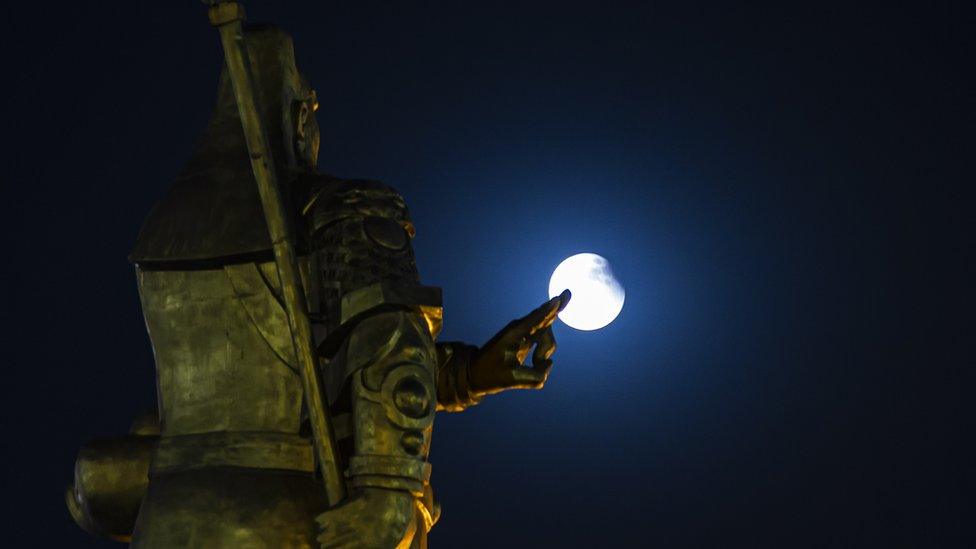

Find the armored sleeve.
xmin=305 ymin=176 xmax=485 ymax=415
xmin=305 ymin=176 xmax=451 ymax=545
xmin=434 ymin=342 xmax=484 ymax=412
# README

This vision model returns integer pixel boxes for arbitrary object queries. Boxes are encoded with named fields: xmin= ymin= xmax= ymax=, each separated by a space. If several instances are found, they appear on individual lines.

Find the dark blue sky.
xmin=2 ymin=2 xmax=972 ymax=547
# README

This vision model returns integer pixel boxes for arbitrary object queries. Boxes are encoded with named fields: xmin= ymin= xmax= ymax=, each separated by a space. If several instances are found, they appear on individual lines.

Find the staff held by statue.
xmin=204 ymin=0 xmax=347 ymax=506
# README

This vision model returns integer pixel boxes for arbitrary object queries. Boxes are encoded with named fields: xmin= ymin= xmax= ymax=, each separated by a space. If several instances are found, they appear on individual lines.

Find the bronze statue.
xmin=66 ymin=4 xmax=570 ymax=548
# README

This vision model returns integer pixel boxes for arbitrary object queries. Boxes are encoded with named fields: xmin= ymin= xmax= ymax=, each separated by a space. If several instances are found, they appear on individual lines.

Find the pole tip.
xmin=207 ymin=1 xmax=246 ymax=26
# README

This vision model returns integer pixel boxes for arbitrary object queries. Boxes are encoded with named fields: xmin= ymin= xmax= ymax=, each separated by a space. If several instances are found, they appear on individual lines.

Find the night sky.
xmin=3 ymin=2 xmax=972 ymax=547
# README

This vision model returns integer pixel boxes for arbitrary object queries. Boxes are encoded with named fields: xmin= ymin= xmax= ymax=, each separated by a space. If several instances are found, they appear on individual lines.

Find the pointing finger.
xmin=518 ymin=290 xmax=571 ymax=336
xmin=555 ymin=289 xmax=572 ymax=311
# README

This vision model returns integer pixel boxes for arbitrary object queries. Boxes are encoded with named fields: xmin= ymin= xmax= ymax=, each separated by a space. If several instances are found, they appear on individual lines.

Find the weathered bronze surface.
xmin=67 ymin=5 xmax=570 ymax=547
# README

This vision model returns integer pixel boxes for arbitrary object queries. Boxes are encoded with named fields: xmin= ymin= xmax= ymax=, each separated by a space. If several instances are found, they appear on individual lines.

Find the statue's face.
xmin=294 ymin=91 xmax=320 ymax=168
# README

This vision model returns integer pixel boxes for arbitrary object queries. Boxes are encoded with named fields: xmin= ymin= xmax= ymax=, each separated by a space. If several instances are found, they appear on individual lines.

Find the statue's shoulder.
xmin=129 ymin=170 xmax=333 ymax=265
xmin=300 ymin=175 xmax=412 ymax=238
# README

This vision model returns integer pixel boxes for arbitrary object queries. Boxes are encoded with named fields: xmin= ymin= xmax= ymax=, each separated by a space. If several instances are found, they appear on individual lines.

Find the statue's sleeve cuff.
xmin=347 ymin=455 xmax=431 ymax=497
xmin=435 ymin=342 xmax=483 ymax=412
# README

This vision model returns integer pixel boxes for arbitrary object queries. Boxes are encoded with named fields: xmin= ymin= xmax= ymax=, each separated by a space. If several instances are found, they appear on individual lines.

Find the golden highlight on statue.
xmin=65 ymin=4 xmax=570 ymax=547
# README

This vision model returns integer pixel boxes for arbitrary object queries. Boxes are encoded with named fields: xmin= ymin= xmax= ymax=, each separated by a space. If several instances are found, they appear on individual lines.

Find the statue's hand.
xmin=468 ymin=290 xmax=571 ymax=396
xmin=316 ymin=488 xmax=420 ymax=548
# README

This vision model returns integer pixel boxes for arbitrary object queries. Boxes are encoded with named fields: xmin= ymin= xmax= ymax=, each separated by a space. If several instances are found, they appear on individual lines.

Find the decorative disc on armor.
xmin=380 ymin=363 xmax=435 ymax=430
xmin=400 ymin=430 xmax=425 ymax=455
xmin=363 ymin=216 xmax=408 ymax=251
xmin=393 ymin=377 xmax=431 ymax=419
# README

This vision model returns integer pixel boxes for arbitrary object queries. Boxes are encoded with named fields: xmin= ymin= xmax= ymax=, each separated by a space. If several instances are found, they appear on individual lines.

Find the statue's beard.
xmin=297 ymin=133 xmax=320 ymax=170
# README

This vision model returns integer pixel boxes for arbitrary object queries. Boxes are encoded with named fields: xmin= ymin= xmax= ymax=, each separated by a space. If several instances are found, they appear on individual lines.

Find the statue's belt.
xmin=151 ymin=432 xmax=438 ymax=529
xmin=151 ymin=432 xmax=317 ymax=474
xmin=151 ymin=433 xmax=432 ymax=491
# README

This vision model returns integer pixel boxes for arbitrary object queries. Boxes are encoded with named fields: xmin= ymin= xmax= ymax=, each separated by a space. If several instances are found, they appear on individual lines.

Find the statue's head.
xmin=130 ymin=24 xmax=323 ymax=264
xmin=205 ymin=24 xmax=320 ymax=172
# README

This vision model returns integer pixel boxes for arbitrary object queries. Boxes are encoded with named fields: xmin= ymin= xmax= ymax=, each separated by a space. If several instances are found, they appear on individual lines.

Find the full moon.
xmin=548 ymin=253 xmax=625 ymax=331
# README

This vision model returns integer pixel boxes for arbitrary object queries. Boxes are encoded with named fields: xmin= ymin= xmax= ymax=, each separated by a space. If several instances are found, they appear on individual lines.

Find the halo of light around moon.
xmin=548 ymin=253 xmax=625 ymax=331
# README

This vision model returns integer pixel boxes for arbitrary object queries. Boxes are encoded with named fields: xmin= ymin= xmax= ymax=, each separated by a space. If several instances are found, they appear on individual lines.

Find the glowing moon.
xmin=548 ymin=253 xmax=625 ymax=331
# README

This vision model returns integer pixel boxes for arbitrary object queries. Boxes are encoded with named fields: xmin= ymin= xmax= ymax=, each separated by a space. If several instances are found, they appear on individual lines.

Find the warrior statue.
xmin=66 ymin=6 xmax=569 ymax=548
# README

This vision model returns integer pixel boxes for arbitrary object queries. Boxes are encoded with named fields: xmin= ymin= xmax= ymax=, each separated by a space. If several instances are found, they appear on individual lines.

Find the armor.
xmin=67 ymin=22 xmax=567 ymax=548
